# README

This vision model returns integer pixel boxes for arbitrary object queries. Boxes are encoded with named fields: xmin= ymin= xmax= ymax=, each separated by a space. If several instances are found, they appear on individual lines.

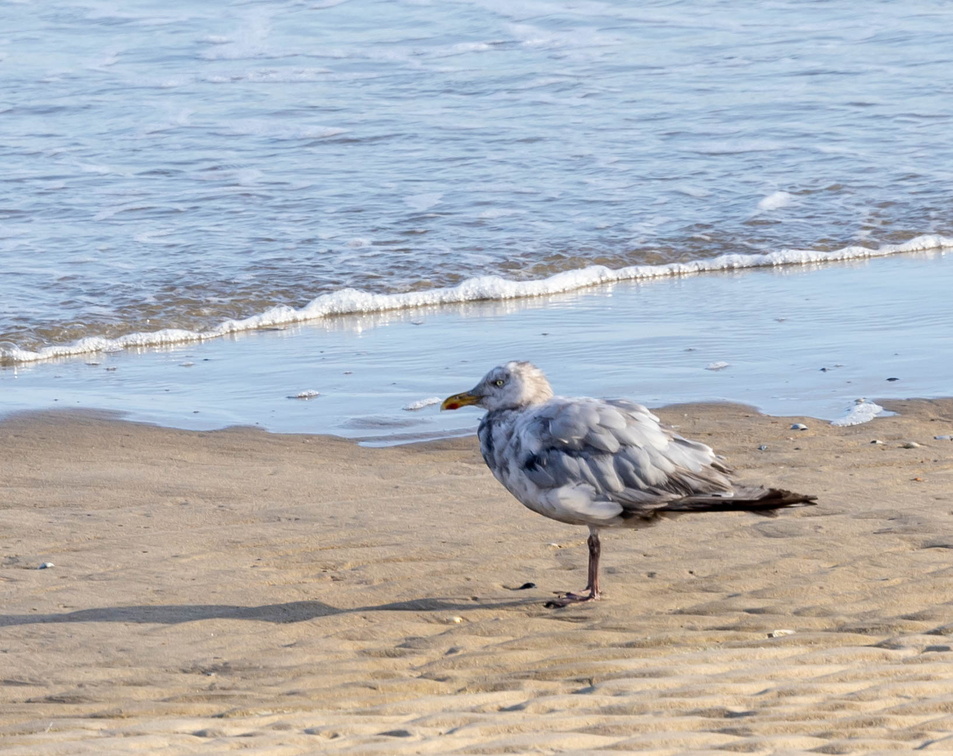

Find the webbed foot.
xmin=544 ymin=590 xmax=599 ymax=608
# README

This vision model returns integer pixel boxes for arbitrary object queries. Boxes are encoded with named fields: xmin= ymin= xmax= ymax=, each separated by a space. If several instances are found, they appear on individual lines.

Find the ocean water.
xmin=4 ymin=249 xmax=952 ymax=441
xmin=2 ymin=1 xmax=953 ymax=438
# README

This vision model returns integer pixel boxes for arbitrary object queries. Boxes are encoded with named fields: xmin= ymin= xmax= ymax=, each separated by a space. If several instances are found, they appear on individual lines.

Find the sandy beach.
xmin=3 ymin=399 xmax=953 ymax=754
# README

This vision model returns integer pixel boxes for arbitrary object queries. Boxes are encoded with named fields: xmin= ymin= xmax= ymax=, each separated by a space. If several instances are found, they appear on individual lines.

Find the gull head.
xmin=441 ymin=361 xmax=555 ymax=412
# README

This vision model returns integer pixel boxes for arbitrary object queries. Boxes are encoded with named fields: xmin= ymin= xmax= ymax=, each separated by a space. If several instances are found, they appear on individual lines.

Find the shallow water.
xmin=3 ymin=0 xmax=953 ymax=357
xmin=4 ymin=250 xmax=950 ymax=442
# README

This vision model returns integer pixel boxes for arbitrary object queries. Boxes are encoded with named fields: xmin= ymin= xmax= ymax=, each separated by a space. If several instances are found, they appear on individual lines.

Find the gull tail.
xmin=659 ymin=487 xmax=817 ymax=517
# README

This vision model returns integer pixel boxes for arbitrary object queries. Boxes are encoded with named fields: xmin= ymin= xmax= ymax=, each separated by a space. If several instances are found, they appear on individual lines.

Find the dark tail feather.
xmin=659 ymin=487 xmax=817 ymax=517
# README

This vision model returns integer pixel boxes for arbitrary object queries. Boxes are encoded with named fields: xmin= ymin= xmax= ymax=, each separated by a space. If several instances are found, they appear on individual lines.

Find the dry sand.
xmin=2 ymin=399 xmax=953 ymax=754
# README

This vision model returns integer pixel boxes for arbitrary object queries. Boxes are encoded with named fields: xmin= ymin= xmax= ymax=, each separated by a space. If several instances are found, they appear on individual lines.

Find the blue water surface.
xmin=3 ymin=0 xmax=953 ymax=351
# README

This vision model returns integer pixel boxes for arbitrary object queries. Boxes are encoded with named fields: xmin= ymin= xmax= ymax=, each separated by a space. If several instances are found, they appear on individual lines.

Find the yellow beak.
xmin=440 ymin=392 xmax=482 ymax=411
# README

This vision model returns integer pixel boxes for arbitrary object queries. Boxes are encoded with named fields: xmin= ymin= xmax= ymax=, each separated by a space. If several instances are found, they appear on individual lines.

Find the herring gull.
xmin=441 ymin=361 xmax=817 ymax=608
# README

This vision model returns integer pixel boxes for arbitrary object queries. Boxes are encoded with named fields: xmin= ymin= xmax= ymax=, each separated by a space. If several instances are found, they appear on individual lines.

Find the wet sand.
xmin=2 ymin=399 xmax=953 ymax=754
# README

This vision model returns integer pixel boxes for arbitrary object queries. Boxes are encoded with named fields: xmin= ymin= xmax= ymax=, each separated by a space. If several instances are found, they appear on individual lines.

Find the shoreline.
xmin=4 ymin=235 xmax=951 ymax=367
xmin=2 ymin=399 xmax=953 ymax=752
xmin=2 ymin=250 xmax=953 ymax=443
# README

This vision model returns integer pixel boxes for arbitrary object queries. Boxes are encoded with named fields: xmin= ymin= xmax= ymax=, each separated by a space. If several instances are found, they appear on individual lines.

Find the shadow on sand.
xmin=0 ymin=596 xmax=540 ymax=628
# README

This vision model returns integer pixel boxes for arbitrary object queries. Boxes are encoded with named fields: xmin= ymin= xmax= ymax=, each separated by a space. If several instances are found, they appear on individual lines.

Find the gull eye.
xmin=493 ymin=379 xmax=505 ymax=387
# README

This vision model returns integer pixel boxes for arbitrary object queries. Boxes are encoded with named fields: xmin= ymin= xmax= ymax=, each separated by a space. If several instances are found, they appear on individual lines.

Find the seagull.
xmin=442 ymin=361 xmax=817 ymax=608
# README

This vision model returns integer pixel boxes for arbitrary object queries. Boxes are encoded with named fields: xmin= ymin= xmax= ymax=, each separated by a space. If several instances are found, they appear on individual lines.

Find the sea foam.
xmin=757 ymin=191 xmax=794 ymax=212
xmin=831 ymin=399 xmax=887 ymax=427
xmin=4 ymin=234 xmax=952 ymax=365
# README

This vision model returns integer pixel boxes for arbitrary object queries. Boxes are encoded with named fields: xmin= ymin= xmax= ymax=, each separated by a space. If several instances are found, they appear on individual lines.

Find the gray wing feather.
xmin=519 ymin=397 xmax=733 ymax=509
xmin=584 ymin=424 xmax=622 ymax=454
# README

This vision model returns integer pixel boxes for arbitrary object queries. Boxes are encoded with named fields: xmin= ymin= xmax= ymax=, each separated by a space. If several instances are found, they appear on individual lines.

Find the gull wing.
xmin=516 ymin=397 xmax=734 ymax=508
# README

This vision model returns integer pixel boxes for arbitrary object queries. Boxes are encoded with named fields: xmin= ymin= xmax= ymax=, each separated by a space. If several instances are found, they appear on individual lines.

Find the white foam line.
xmin=4 ymin=234 xmax=952 ymax=365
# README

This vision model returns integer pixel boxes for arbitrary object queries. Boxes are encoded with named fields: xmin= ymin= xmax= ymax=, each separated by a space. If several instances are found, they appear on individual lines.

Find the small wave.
xmin=831 ymin=399 xmax=886 ymax=426
xmin=3 ymin=234 xmax=952 ymax=365
xmin=756 ymin=191 xmax=794 ymax=212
